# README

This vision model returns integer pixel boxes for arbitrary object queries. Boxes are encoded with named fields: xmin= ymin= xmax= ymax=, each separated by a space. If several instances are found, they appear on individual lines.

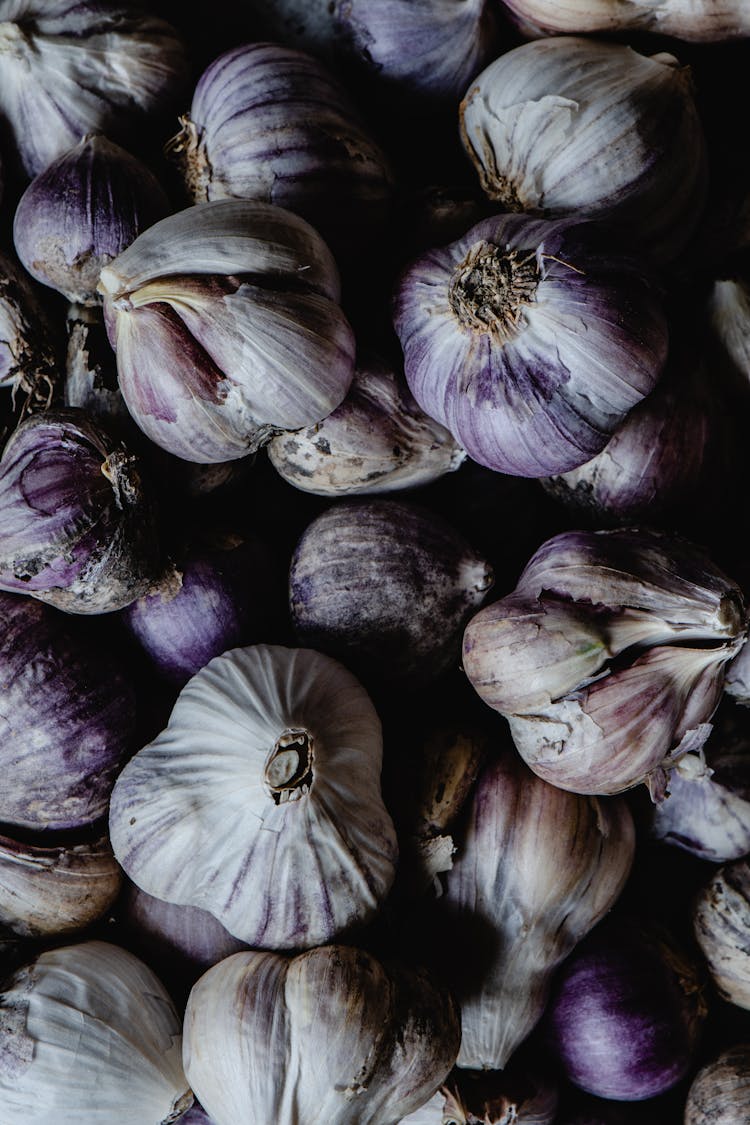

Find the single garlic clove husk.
xmin=458 ymin=37 xmax=707 ymax=264
xmin=693 ymin=857 xmax=750 ymax=1009
xmin=109 ymin=645 xmax=398 ymax=949
xmin=289 ymin=497 xmax=493 ymax=689
xmin=499 ymin=0 xmax=750 ymax=41
xmin=183 ymin=945 xmax=461 ymax=1125
xmin=0 ymin=832 xmax=122 ymax=939
xmin=0 ymin=2 xmax=188 ymax=180
xmin=167 ymin=42 xmax=395 ymax=261
xmin=0 ymin=407 xmax=164 ymax=613
xmin=13 ymin=133 xmax=172 ymax=306
xmin=98 ymin=199 xmax=355 ymax=463
xmin=0 ymin=590 xmax=135 ymax=831
xmin=0 ymin=940 xmax=192 ymax=1124
xmin=392 ymin=212 xmax=667 ymax=477
xmin=402 ymin=1060 xmax=559 ymax=1124
xmin=0 ymin=248 xmax=61 ymax=411
xmin=685 ymin=1043 xmax=750 ymax=1124
xmin=267 ymin=350 xmax=466 ymax=495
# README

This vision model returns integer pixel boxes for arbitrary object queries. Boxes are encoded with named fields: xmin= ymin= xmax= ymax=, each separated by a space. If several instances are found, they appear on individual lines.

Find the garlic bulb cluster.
xmin=0 ymin=248 xmax=60 ymax=407
xmin=98 ymin=199 xmax=356 ymax=463
xmin=168 ymin=41 xmax=395 ymax=259
xmin=685 ymin=1044 xmax=750 ymax=1124
xmin=0 ymin=1 xmax=188 ymax=179
xmin=109 ymin=644 xmax=398 ymax=948
xmin=393 ymin=212 xmax=667 ymax=477
xmin=499 ymin=0 xmax=750 ymax=42
xmin=183 ymin=945 xmax=461 ymax=1125
xmin=459 ymin=37 xmax=707 ymax=263
xmin=693 ymin=858 xmax=750 ymax=1010
xmin=0 ymin=941 xmax=192 ymax=1123
xmin=462 ymin=528 xmax=748 ymax=797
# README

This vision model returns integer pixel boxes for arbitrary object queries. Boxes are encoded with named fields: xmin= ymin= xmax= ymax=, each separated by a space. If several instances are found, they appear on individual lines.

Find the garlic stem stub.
xmin=392 ymin=213 xmax=668 ymax=478
xmin=0 ymin=248 xmax=60 ymax=408
xmin=98 ymin=199 xmax=356 ymax=463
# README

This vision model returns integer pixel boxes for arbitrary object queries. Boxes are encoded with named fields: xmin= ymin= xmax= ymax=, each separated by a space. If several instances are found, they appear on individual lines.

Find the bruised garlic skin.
xmin=500 ymin=0 xmax=750 ymax=42
xmin=459 ymin=38 xmax=707 ymax=263
xmin=685 ymin=1044 xmax=750 ymax=1125
xmin=0 ymin=941 xmax=192 ymax=1124
xmin=267 ymin=353 xmax=466 ymax=495
xmin=109 ymin=645 xmax=398 ymax=949
xmin=693 ymin=858 xmax=750 ymax=1010
xmin=98 ymin=199 xmax=356 ymax=463
xmin=183 ymin=945 xmax=461 ymax=1125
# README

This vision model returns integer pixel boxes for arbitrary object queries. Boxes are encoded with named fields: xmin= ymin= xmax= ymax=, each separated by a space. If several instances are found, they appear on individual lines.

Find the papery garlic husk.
xmin=693 ymin=857 xmax=750 ymax=1009
xmin=500 ymin=0 xmax=750 ymax=42
xmin=685 ymin=1043 xmax=750 ymax=1125
xmin=0 ymin=1 xmax=188 ymax=180
xmin=167 ymin=42 xmax=395 ymax=260
xmin=183 ymin=945 xmax=461 ymax=1125
xmin=726 ymin=639 xmax=750 ymax=707
xmin=0 ymin=248 xmax=60 ymax=409
xmin=0 ymin=590 xmax=135 ymax=831
xmin=109 ymin=645 xmax=398 ymax=949
xmin=289 ymin=497 xmax=494 ymax=687
xmin=0 ymin=407 xmax=163 ymax=613
xmin=98 ymin=199 xmax=356 ymax=463
xmin=424 ymin=749 xmax=634 ymax=1070
xmin=267 ymin=350 xmax=466 ymax=495
xmin=401 ymin=1060 xmax=559 ymax=1124
xmin=0 ymin=941 xmax=192 ymax=1123
xmin=13 ymin=133 xmax=172 ymax=306
xmin=392 ymin=213 xmax=667 ymax=477
xmin=64 ymin=302 xmax=136 ymax=436
xmin=708 ymin=275 xmax=750 ymax=387
xmin=0 ymin=833 xmax=121 ymax=938
xmin=459 ymin=37 xmax=707 ymax=263
xmin=463 ymin=528 xmax=748 ymax=796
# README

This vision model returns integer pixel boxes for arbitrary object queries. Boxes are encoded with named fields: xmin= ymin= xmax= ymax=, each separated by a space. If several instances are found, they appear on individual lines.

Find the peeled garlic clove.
xmin=0 ymin=3 xmax=188 ymax=180
xmin=267 ymin=350 xmax=466 ymax=495
xmin=685 ymin=1043 xmax=750 ymax=1124
xmin=289 ymin=497 xmax=493 ymax=687
xmin=0 ymin=407 xmax=163 ymax=613
xmin=693 ymin=857 xmax=750 ymax=1009
xmin=183 ymin=945 xmax=460 ymax=1125
xmin=109 ymin=645 xmax=398 ymax=949
xmin=0 ymin=833 xmax=121 ymax=939
xmin=13 ymin=133 xmax=171 ymax=306
xmin=0 ymin=248 xmax=60 ymax=408
xmin=393 ymin=213 xmax=667 ymax=477
xmin=98 ymin=199 xmax=355 ymax=463
xmin=0 ymin=940 xmax=192 ymax=1123
xmin=459 ymin=38 xmax=707 ymax=263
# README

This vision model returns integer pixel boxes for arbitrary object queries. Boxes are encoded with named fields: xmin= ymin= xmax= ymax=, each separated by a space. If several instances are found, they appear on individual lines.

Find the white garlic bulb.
xmin=183 ymin=945 xmax=461 ymax=1125
xmin=501 ymin=0 xmax=750 ymax=42
xmin=109 ymin=644 xmax=398 ymax=948
xmin=0 ymin=940 xmax=192 ymax=1123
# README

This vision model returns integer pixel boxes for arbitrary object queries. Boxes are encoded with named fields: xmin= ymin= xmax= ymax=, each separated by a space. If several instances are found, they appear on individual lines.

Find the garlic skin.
xmin=0 ymin=248 xmax=60 ymax=408
xmin=13 ymin=134 xmax=171 ymax=307
xmin=0 ymin=941 xmax=192 ymax=1124
xmin=401 ymin=1062 xmax=559 ymax=1124
xmin=459 ymin=38 xmax=707 ymax=263
xmin=693 ymin=858 xmax=750 ymax=1010
xmin=685 ymin=1043 xmax=750 ymax=1125
xmin=98 ymin=199 xmax=356 ymax=463
xmin=183 ymin=945 xmax=461 ymax=1125
xmin=0 ymin=1 xmax=188 ymax=179
xmin=392 ymin=213 xmax=667 ymax=477
xmin=267 ymin=352 xmax=466 ymax=495
xmin=500 ymin=0 xmax=750 ymax=42
xmin=64 ymin=303 xmax=135 ymax=435
xmin=109 ymin=645 xmax=398 ymax=949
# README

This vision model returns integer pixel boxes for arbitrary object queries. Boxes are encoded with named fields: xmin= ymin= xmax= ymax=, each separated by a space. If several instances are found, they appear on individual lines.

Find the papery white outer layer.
xmin=0 ymin=941 xmax=191 ymax=1123
xmin=109 ymin=645 xmax=398 ymax=949
xmin=501 ymin=0 xmax=750 ymax=41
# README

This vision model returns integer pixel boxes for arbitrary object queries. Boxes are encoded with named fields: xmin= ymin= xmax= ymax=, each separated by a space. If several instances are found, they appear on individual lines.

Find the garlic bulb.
xmin=98 ymin=199 xmax=356 ymax=463
xmin=459 ymin=37 xmax=707 ymax=263
xmin=693 ymin=858 xmax=750 ymax=1009
xmin=0 ymin=248 xmax=60 ymax=409
xmin=0 ymin=407 xmax=163 ymax=614
xmin=0 ymin=833 xmax=121 ymax=938
xmin=267 ymin=351 xmax=466 ymax=495
xmin=685 ymin=1043 xmax=750 ymax=1124
xmin=463 ymin=528 xmax=748 ymax=796
xmin=13 ymin=134 xmax=172 ymax=306
xmin=422 ymin=749 xmax=634 ymax=1070
xmin=109 ymin=645 xmax=398 ymax=949
xmin=0 ymin=941 xmax=192 ymax=1123
xmin=167 ymin=41 xmax=395 ymax=259
xmin=392 ymin=212 xmax=667 ymax=477
xmin=0 ymin=1 xmax=188 ymax=179
xmin=183 ymin=945 xmax=461 ymax=1125
xmin=499 ymin=0 xmax=750 ymax=42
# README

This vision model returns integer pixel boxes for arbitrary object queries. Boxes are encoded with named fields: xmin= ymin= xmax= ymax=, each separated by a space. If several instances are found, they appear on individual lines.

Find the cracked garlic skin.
xmin=0 ymin=941 xmax=192 ymax=1124
xmin=109 ymin=645 xmax=398 ymax=949
xmin=183 ymin=945 xmax=461 ymax=1125
xmin=693 ymin=858 xmax=750 ymax=1010
xmin=98 ymin=199 xmax=355 ymax=463
xmin=463 ymin=528 xmax=748 ymax=797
